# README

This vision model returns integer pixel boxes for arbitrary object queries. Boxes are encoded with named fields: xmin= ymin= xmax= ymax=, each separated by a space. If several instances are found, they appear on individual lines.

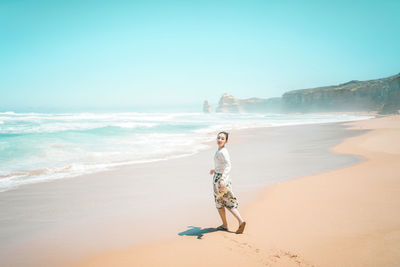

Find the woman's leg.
xmin=227 ymin=208 xmax=244 ymax=225
xmin=217 ymin=207 xmax=228 ymax=227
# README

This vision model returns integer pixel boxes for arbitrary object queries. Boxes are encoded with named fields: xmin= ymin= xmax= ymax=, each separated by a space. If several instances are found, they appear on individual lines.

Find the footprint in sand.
xmin=222 ymin=235 xmax=315 ymax=267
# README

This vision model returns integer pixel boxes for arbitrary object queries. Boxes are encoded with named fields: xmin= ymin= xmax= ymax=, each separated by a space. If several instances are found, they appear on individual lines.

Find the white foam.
xmin=0 ymin=140 xmax=211 ymax=193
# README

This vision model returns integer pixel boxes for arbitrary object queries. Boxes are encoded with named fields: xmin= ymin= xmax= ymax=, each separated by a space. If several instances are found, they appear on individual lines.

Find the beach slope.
xmin=74 ymin=115 xmax=400 ymax=267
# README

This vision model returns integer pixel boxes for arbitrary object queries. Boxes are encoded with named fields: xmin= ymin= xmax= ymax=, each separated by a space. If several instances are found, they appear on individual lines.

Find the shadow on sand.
xmin=178 ymin=226 xmax=231 ymax=239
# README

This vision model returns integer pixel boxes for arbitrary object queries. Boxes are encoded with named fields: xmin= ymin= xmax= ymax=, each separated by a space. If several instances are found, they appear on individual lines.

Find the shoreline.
xmin=72 ymin=114 xmax=400 ymax=267
xmin=0 ymin=111 xmax=376 ymax=194
xmin=0 ymin=114 xmax=383 ymax=267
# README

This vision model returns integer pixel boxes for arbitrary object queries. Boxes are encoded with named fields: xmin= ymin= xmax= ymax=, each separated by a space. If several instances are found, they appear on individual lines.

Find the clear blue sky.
xmin=1 ymin=0 xmax=399 ymax=112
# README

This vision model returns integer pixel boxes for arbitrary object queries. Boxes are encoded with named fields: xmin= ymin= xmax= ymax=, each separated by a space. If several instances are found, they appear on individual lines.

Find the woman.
xmin=210 ymin=131 xmax=246 ymax=234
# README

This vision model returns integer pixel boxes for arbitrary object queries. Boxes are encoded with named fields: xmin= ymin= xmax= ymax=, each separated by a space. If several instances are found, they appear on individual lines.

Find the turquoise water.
xmin=0 ymin=111 xmax=374 ymax=192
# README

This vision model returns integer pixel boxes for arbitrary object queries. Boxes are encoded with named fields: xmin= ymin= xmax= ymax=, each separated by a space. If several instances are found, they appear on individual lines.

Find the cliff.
xmin=212 ymin=73 xmax=400 ymax=114
xmin=282 ymin=73 xmax=400 ymax=114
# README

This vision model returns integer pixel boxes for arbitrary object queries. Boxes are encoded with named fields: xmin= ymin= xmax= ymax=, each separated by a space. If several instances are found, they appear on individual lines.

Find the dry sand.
xmin=72 ymin=114 xmax=400 ymax=267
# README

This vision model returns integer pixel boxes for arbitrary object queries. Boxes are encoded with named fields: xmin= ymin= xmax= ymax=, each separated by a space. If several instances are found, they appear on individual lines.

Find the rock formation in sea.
xmin=215 ymin=93 xmax=241 ymax=113
xmin=214 ymin=93 xmax=282 ymax=113
xmin=203 ymin=100 xmax=213 ymax=113
xmin=211 ymin=73 xmax=400 ymax=114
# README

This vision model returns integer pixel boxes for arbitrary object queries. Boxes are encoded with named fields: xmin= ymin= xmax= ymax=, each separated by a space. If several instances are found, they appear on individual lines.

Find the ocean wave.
xmin=0 ymin=112 xmax=190 ymax=121
xmin=0 ymin=121 xmax=160 ymax=134
xmin=0 ymin=140 xmax=211 ymax=193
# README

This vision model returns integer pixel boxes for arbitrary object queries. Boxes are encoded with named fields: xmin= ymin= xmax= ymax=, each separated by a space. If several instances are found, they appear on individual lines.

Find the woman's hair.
xmin=218 ymin=131 xmax=229 ymax=142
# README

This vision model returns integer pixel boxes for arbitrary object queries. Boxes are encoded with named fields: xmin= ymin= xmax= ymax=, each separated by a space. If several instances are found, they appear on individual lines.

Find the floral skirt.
xmin=212 ymin=172 xmax=238 ymax=209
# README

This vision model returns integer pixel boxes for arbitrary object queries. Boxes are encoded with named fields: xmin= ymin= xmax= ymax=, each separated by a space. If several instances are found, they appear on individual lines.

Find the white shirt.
xmin=214 ymin=147 xmax=231 ymax=181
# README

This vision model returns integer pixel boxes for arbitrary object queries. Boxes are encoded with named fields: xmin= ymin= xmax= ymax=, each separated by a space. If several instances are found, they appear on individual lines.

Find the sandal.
xmin=217 ymin=225 xmax=228 ymax=231
xmin=236 ymin=221 xmax=246 ymax=234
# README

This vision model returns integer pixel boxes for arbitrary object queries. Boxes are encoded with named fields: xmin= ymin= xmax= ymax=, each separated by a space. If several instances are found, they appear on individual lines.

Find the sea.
xmin=0 ymin=111 xmax=374 ymax=192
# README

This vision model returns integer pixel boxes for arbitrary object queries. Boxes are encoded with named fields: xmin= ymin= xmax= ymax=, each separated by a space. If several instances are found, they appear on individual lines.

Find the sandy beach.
xmin=3 ymin=1 xmax=399 ymax=266
xmin=69 ymin=114 xmax=400 ymax=267
xmin=1 ymin=113 xmax=399 ymax=267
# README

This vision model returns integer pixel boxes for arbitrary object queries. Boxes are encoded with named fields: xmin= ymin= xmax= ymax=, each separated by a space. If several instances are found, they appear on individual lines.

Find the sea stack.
xmin=203 ymin=100 xmax=213 ymax=113
xmin=215 ymin=93 xmax=241 ymax=113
